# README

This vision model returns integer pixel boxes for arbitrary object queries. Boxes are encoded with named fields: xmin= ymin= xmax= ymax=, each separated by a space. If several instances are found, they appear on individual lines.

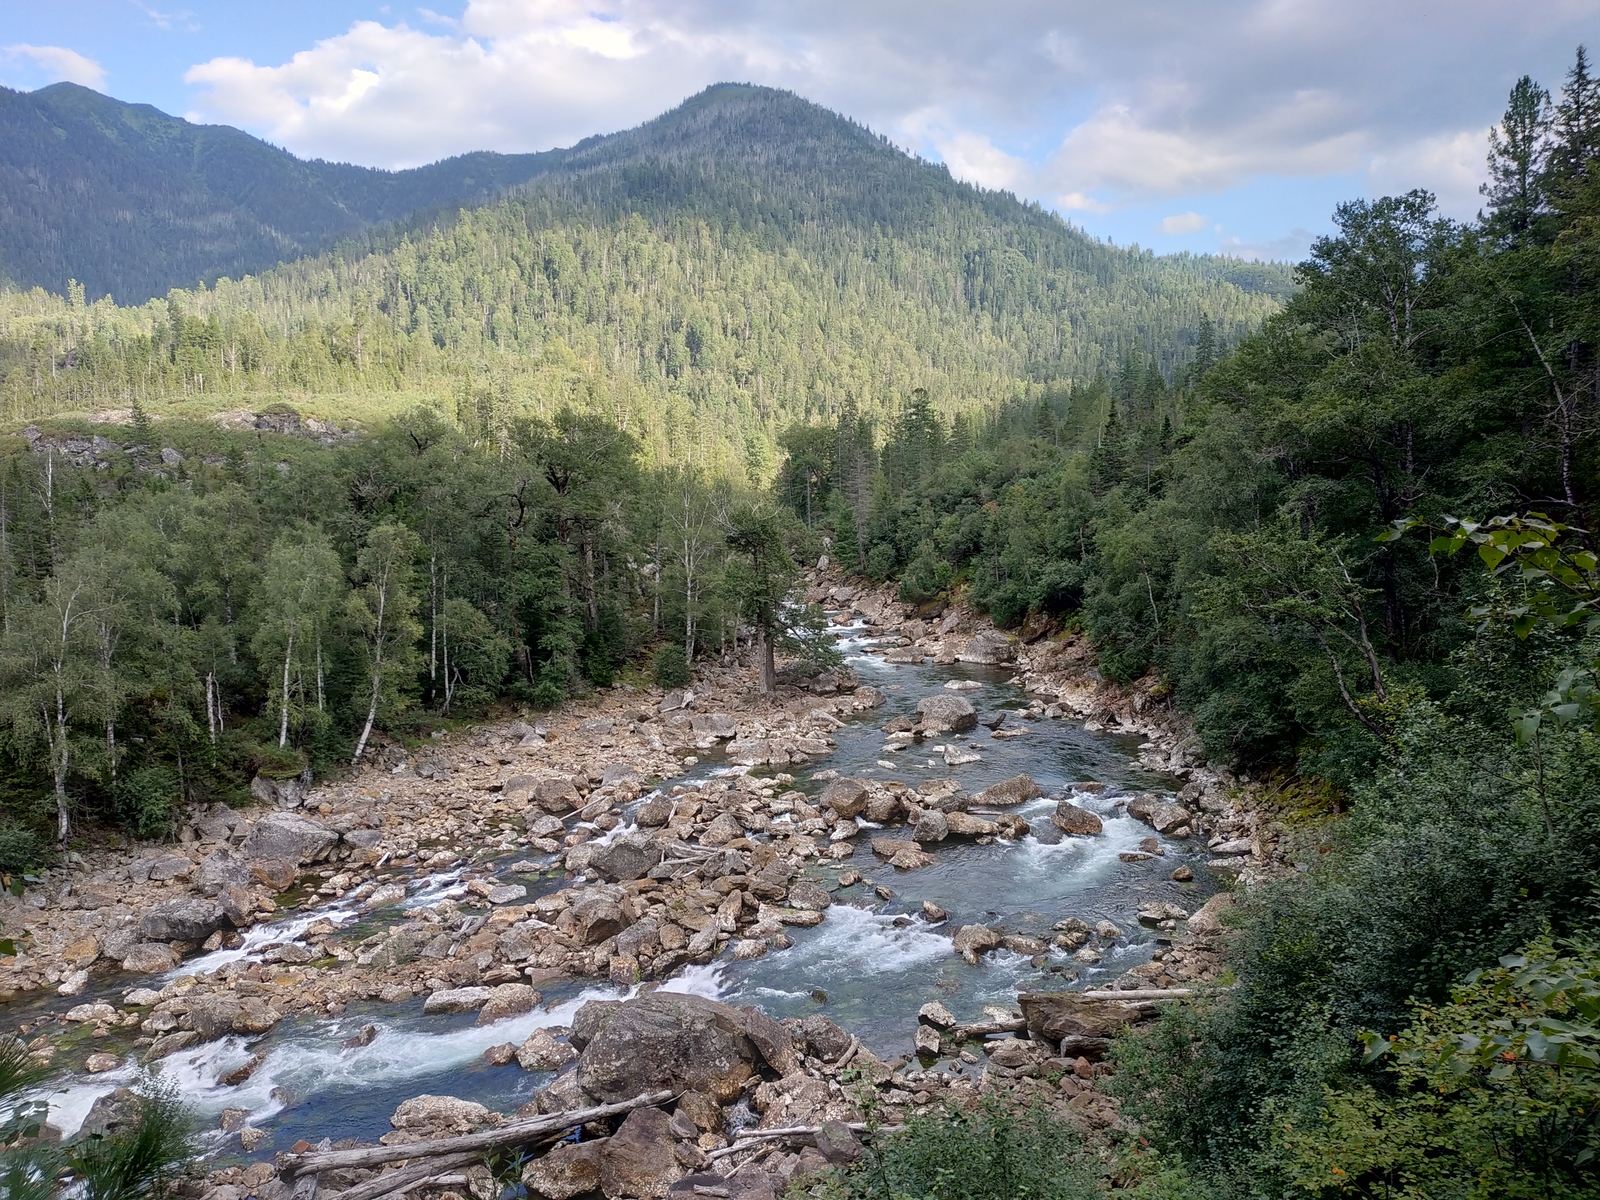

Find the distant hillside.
xmin=0 ymin=84 xmax=1292 ymax=473
xmin=0 ymin=82 xmax=567 ymax=303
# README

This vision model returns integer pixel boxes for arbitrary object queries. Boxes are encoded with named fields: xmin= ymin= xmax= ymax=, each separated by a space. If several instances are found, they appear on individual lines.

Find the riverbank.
xmin=2 ymin=569 xmax=1289 ymax=1198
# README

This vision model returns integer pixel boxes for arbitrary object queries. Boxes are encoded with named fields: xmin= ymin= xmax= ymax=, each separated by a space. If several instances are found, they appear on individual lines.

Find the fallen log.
xmin=320 ymin=1153 xmax=482 ymax=1200
xmin=279 ymin=1090 xmax=675 ymax=1177
xmin=704 ymin=1122 xmax=901 ymax=1163
xmin=1073 ymin=988 xmax=1194 ymax=1001
xmin=372 ymin=1172 xmax=468 ymax=1200
xmin=291 ymin=1139 xmax=331 ymax=1200
xmin=946 ymin=1017 xmax=1027 ymax=1040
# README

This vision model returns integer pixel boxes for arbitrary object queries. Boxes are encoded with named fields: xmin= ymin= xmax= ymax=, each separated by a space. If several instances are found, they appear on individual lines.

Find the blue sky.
xmin=5 ymin=2 xmax=1599 ymax=262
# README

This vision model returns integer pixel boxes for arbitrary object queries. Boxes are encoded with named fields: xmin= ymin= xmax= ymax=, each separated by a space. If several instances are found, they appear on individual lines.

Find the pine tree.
xmin=1482 ymin=75 xmax=1553 ymax=243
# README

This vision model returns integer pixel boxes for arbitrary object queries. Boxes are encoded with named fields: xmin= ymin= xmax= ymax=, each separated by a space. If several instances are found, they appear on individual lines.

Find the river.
xmin=38 ymin=620 xmax=1209 ymax=1156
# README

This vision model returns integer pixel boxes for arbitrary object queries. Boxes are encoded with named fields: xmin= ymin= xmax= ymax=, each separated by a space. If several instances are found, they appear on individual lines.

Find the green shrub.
xmin=652 ymin=643 xmax=690 ymax=689
xmin=0 ymin=828 xmax=48 ymax=875
xmin=70 ymin=1080 xmax=196 ymax=1200
xmin=114 ymin=768 xmax=180 ymax=838
xmin=864 ymin=542 xmax=897 ymax=582
xmin=250 ymin=743 xmax=307 ymax=781
xmin=817 ymin=1098 xmax=1097 ymax=1200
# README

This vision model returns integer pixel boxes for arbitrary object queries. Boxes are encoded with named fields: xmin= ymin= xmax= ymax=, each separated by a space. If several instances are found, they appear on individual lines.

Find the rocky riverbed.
xmin=1 ymin=573 xmax=1287 ymax=1199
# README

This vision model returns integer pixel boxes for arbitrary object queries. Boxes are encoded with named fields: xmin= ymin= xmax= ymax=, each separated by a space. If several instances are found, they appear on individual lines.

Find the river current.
xmin=38 ymin=621 xmax=1207 ymax=1155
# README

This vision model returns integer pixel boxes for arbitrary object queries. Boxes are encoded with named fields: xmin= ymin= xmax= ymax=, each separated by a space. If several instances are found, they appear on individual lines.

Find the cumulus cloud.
xmin=1161 ymin=212 xmax=1208 ymax=235
xmin=179 ymin=0 xmax=1600 ymax=220
xmin=3 ymin=44 xmax=107 ymax=90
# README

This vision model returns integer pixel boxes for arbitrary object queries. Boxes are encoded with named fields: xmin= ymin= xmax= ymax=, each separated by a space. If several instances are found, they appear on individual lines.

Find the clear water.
xmin=32 ymin=622 xmax=1208 ymax=1151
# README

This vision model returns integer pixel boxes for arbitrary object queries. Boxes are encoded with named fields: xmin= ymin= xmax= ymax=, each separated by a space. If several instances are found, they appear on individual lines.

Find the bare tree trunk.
xmin=352 ymin=589 xmax=388 ymax=766
xmin=278 ymin=630 xmax=296 ymax=748
xmin=206 ymin=670 xmax=217 ymax=743
xmin=758 ymin=627 xmax=776 ymax=695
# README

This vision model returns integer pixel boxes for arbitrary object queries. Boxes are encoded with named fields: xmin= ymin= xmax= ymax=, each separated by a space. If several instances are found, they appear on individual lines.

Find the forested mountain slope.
xmin=0 ymin=82 xmax=569 ymax=304
xmin=0 ymin=85 xmax=1288 ymax=473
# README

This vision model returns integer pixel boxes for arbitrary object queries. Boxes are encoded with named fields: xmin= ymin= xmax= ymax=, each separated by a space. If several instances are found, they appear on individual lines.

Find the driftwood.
xmin=704 ymin=1122 xmax=901 ymax=1163
xmin=946 ymin=1017 xmax=1026 ymax=1040
xmin=280 ymin=1090 xmax=675 ymax=1177
xmin=320 ymin=1153 xmax=482 ymax=1200
xmin=291 ymin=1139 xmax=331 ymax=1200
xmin=1072 ymin=988 xmax=1194 ymax=1001
xmin=372 ymin=1172 xmax=467 ymax=1200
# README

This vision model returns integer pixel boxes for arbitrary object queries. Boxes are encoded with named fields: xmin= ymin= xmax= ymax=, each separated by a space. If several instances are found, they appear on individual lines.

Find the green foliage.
xmin=1279 ymin=936 xmax=1600 ymax=1198
xmin=816 ymin=1099 xmax=1097 ymax=1200
xmin=0 ymin=828 xmax=48 ymax=875
xmin=113 ymin=767 xmax=180 ymax=838
xmin=69 ymin=1082 xmax=196 ymax=1200
xmin=651 ymin=643 xmax=690 ymax=689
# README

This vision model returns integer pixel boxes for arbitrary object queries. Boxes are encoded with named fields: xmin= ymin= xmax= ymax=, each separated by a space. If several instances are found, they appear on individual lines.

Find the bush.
xmin=865 ymin=542 xmax=897 ymax=582
xmin=0 ymin=827 xmax=48 ymax=875
xmin=818 ymin=1098 xmax=1097 ymax=1200
xmin=113 ymin=768 xmax=180 ymax=839
xmin=652 ymin=643 xmax=690 ymax=689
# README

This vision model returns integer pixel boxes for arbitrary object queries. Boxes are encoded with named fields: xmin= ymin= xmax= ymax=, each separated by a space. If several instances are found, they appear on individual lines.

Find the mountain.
xmin=0 ymin=84 xmax=1291 ymax=472
xmin=0 ymin=81 xmax=570 ymax=303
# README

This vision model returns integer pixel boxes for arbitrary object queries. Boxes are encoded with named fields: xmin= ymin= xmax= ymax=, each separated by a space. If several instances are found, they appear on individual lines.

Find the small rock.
xmin=1050 ymin=801 xmax=1102 ymax=836
xmin=423 ymin=986 xmax=494 ymax=1015
xmin=515 ymin=1028 xmax=577 ymax=1072
xmin=84 ymin=1053 xmax=122 ymax=1074
xmin=482 ymin=1042 xmax=517 ymax=1066
xmin=921 ymin=900 xmax=948 ymax=923
xmin=1171 ymin=866 xmax=1195 ymax=882
xmin=951 ymin=924 xmax=1002 ymax=964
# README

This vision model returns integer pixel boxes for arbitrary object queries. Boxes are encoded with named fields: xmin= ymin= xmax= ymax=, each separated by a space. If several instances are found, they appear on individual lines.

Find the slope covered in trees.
xmin=0 ymin=82 xmax=572 ymax=304
xmin=0 ymin=85 xmax=1287 ymax=475
xmin=785 ymin=47 xmax=1600 ymax=1199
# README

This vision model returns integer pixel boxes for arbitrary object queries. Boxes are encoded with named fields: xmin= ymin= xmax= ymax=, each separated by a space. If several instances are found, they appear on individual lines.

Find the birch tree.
xmin=250 ymin=532 xmax=344 ymax=749
xmin=348 ymin=524 xmax=423 ymax=765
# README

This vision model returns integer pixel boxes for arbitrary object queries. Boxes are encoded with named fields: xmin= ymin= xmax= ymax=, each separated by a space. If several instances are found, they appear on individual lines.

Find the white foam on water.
xmin=172 ymin=867 xmax=469 ymax=980
xmin=772 ymin=904 xmax=950 ymax=981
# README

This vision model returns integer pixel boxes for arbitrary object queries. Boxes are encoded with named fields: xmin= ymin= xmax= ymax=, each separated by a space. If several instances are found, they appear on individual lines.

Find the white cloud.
xmin=176 ymin=0 xmax=1600 ymax=223
xmin=1220 ymin=228 xmax=1318 ymax=262
xmin=1161 ymin=212 xmax=1208 ymax=235
xmin=3 ymin=44 xmax=107 ymax=90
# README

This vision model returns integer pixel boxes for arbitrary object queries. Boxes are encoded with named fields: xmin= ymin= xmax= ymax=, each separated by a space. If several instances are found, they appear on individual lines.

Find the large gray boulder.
xmin=914 ymin=694 xmax=977 ymax=733
xmin=140 ymin=898 xmax=227 ymax=943
xmin=241 ymin=812 xmax=339 ymax=864
xmin=958 ymin=629 xmax=1015 ymax=664
xmin=589 ymin=832 xmax=665 ymax=882
xmin=572 ymin=993 xmax=764 ymax=1103
xmin=195 ymin=848 xmax=253 ymax=895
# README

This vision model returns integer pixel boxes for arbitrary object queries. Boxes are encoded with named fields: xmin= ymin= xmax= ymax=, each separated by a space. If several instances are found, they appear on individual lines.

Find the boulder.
xmin=146 ymin=854 xmax=193 ymax=882
xmin=590 ymin=832 xmax=665 ymax=882
xmin=698 ymin=812 xmax=744 ymax=846
xmin=813 ymin=1120 xmax=863 ymax=1166
xmin=523 ymin=1139 xmax=605 ymax=1200
xmin=140 ymin=898 xmax=227 ymax=943
xmin=799 ymin=1014 xmax=852 ymax=1062
xmin=853 ymin=686 xmax=887 ymax=708
xmin=249 ymin=859 xmax=300 ymax=890
xmin=601 ymin=763 xmax=642 ymax=786
xmin=195 ymin=849 xmax=254 ymax=895
xmin=390 ymin=1095 xmax=497 ymax=1134
xmin=574 ymin=993 xmax=759 ymax=1103
xmin=786 ymin=881 xmax=832 ymax=912
xmin=600 ymin=1106 xmax=682 ymax=1199
xmin=1016 ymin=992 xmax=1154 ymax=1060
xmin=918 ymin=1001 xmax=957 ymax=1028
xmin=819 ymin=778 xmax=870 ymax=819
xmin=951 ymin=924 xmax=1003 ymax=964
xmin=636 ymin=795 xmax=674 ymax=827
xmin=958 ymin=630 xmax=1015 ymax=664
xmin=423 ymin=986 xmax=494 ymax=1015
xmin=689 ymin=714 xmax=737 ymax=740
xmin=241 ymin=813 xmax=338 ymax=865
xmin=913 ymin=1024 xmax=942 ymax=1057
xmin=914 ymin=694 xmax=977 ymax=733
xmin=975 ymin=775 xmax=1042 ymax=806
xmin=476 ymin=983 xmax=544 ymax=1025
xmin=119 ymin=942 xmax=180 ymax=974
xmin=1186 ymin=893 xmax=1234 ymax=936
xmin=572 ymin=895 xmax=628 ymax=944
xmin=911 ymin=809 xmax=949 ymax=843
xmin=1050 ymin=802 xmax=1103 ymax=836
xmin=1147 ymin=802 xmax=1193 ymax=834
xmin=516 ymin=1028 xmax=578 ymax=1072
xmin=186 ymin=994 xmax=282 ymax=1039
xmin=943 ymin=811 xmax=998 ymax=838
xmin=739 ymin=1006 xmax=801 ymax=1077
